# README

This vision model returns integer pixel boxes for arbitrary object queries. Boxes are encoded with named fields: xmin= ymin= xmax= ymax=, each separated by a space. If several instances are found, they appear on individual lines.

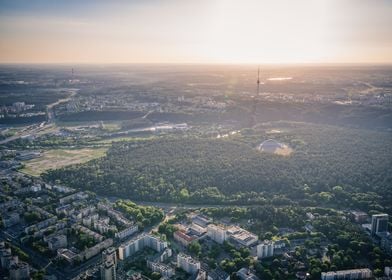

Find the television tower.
xmin=249 ymin=66 xmax=260 ymax=128
xmin=257 ymin=66 xmax=260 ymax=96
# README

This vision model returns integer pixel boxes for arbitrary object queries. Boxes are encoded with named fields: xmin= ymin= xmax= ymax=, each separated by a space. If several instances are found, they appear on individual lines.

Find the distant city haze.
xmin=0 ymin=0 xmax=391 ymax=64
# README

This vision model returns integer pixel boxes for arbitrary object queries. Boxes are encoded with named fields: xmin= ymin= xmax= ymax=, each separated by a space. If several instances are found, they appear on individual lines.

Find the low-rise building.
xmin=189 ymin=223 xmax=207 ymax=236
xmin=350 ymin=211 xmax=368 ymax=223
xmin=59 ymin=191 xmax=89 ymax=205
xmin=57 ymin=248 xmax=78 ymax=264
xmin=230 ymin=229 xmax=258 ymax=247
xmin=174 ymin=230 xmax=196 ymax=247
xmin=192 ymin=215 xmax=212 ymax=228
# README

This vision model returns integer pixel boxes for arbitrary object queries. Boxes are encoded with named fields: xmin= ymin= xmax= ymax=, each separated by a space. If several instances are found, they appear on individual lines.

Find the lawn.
xmin=20 ymin=148 xmax=107 ymax=176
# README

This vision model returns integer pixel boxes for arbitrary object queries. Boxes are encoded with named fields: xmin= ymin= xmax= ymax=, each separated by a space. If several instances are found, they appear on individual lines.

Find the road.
xmin=104 ymin=196 xmax=259 ymax=210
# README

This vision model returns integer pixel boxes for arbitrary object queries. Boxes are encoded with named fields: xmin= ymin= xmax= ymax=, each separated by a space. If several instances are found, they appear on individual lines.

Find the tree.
xmin=151 ymin=272 xmax=161 ymax=280
xmin=189 ymin=240 xmax=201 ymax=256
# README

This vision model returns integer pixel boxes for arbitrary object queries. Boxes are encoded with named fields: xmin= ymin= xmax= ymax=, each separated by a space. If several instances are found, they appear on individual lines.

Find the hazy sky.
xmin=0 ymin=0 xmax=391 ymax=64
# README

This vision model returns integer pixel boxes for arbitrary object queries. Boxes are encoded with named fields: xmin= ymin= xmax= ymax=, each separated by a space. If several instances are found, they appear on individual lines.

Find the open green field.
xmin=20 ymin=148 xmax=107 ymax=176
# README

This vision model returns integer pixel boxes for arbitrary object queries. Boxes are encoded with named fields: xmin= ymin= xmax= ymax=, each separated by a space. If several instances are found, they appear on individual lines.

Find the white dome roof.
xmin=258 ymin=139 xmax=283 ymax=152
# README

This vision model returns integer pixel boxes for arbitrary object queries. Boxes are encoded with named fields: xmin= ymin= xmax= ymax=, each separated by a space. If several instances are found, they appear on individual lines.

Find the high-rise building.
xmin=207 ymin=224 xmax=227 ymax=244
xmin=256 ymin=240 xmax=274 ymax=259
xmin=102 ymin=247 xmax=117 ymax=268
xmin=371 ymin=214 xmax=389 ymax=235
xmin=118 ymin=234 xmax=167 ymax=260
xmin=100 ymin=260 xmax=116 ymax=280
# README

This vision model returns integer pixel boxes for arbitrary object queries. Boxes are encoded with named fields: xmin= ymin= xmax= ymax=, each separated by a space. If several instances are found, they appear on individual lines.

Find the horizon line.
xmin=1 ymin=61 xmax=392 ymax=66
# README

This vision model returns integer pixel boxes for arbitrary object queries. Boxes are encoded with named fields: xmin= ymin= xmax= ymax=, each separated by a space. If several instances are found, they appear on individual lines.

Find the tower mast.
xmin=257 ymin=66 xmax=260 ymax=96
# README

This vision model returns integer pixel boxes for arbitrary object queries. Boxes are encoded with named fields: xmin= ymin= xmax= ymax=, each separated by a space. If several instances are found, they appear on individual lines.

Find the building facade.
xmin=100 ymin=260 xmax=116 ymax=280
xmin=257 ymin=241 xmax=274 ymax=259
xmin=371 ymin=214 xmax=388 ymax=235
xmin=207 ymin=224 xmax=227 ymax=244
xmin=177 ymin=253 xmax=200 ymax=275
xmin=321 ymin=268 xmax=372 ymax=280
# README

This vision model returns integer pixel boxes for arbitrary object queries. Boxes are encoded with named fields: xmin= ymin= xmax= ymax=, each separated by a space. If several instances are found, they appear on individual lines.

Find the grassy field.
xmin=20 ymin=148 xmax=107 ymax=176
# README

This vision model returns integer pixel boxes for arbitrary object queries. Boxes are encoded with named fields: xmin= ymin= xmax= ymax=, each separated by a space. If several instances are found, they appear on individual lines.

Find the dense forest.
xmin=43 ymin=123 xmax=392 ymax=213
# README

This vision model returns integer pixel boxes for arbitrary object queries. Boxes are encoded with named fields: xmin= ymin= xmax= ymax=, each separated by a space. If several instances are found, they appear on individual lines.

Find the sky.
xmin=0 ymin=0 xmax=391 ymax=64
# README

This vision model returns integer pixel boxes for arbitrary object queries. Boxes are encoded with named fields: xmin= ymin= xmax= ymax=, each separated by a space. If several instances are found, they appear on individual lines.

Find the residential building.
xmin=47 ymin=234 xmax=67 ymax=251
xmin=115 ymin=224 xmax=138 ymax=240
xmin=207 ymin=224 xmax=227 ymax=244
xmin=177 ymin=253 xmax=200 ymax=275
xmin=159 ymin=248 xmax=173 ymax=262
xmin=9 ymin=262 xmax=30 ymax=280
xmin=321 ymin=268 xmax=372 ymax=280
xmin=371 ymin=214 xmax=389 ymax=235
xmin=257 ymin=240 xmax=274 ymax=259
xmin=0 ymin=248 xmax=12 ymax=269
xmin=73 ymin=225 xmax=104 ymax=242
xmin=147 ymin=261 xmax=175 ymax=278
xmin=118 ymin=234 xmax=167 ymax=260
xmin=77 ymin=239 xmax=113 ymax=261
xmin=100 ymin=260 xmax=116 ymax=280
xmin=102 ymin=247 xmax=117 ymax=268
xmin=94 ymin=218 xmax=117 ymax=234
xmin=2 ymin=212 xmax=20 ymax=228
